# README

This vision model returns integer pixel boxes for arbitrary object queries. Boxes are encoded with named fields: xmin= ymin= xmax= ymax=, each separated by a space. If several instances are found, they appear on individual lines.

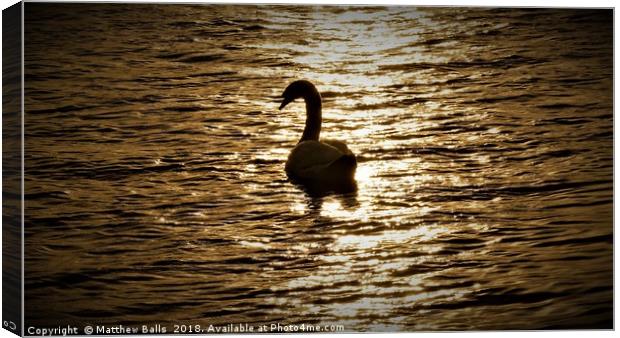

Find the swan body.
xmin=279 ymin=80 xmax=357 ymax=193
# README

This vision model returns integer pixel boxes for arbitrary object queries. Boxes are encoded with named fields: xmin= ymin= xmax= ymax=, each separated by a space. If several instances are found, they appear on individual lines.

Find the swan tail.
xmin=335 ymin=153 xmax=357 ymax=168
xmin=328 ymin=154 xmax=357 ymax=180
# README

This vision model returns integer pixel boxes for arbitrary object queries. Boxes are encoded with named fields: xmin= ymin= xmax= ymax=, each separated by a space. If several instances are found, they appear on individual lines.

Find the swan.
xmin=278 ymin=80 xmax=357 ymax=193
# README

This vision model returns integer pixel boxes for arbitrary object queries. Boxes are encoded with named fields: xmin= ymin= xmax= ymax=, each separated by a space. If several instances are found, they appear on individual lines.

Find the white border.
xmin=0 ymin=1 xmax=616 ymax=338
xmin=12 ymin=0 xmax=620 ymax=7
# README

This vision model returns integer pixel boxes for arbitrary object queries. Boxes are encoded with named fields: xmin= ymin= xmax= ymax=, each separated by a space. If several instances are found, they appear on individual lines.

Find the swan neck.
xmin=300 ymin=93 xmax=322 ymax=142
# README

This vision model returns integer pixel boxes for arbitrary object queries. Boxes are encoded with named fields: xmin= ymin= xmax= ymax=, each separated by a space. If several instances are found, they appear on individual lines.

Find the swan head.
xmin=279 ymin=80 xmax=319 ymax=110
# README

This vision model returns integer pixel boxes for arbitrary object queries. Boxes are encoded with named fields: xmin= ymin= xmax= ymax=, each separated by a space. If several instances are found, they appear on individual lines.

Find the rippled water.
xmin=23 ymin=4 xmax=612 ymax=331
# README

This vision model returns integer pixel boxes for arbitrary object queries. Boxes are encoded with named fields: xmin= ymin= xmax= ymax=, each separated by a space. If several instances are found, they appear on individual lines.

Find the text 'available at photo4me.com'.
xmin=26 ymin=323 xmax=347 ymax=335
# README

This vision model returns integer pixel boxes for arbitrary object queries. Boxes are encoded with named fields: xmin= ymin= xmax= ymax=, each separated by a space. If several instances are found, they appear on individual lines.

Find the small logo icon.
xmin=84 ymin=326 xmax=93 ymax=335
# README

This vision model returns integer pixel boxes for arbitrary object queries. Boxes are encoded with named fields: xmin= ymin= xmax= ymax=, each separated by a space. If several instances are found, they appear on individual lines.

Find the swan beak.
xmin=279 ymin=97 xmax=293 ymax=110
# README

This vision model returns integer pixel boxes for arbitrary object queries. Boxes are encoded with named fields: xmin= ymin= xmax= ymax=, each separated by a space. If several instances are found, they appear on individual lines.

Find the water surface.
xmin=24 ymin=4 xmax=612 ymax=331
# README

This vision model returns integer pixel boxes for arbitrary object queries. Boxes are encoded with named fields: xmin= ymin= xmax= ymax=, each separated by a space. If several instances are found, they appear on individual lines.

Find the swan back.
xmin=285 ymin=140 xmax=344 ymax=176
xmin=285 ymin=140 xmax=357 ymax=193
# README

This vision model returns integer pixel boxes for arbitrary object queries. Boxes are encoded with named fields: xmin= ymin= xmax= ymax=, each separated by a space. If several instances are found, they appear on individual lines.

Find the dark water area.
xmin=23 ymin=4 xmax=612 ymax=331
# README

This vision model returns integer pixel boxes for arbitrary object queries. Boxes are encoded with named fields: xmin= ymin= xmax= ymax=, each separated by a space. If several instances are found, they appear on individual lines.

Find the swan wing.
xmin=286 ymin=140 xmax=344 ymax=178
xmin=322 ymin=139 xmax=353 ymax=155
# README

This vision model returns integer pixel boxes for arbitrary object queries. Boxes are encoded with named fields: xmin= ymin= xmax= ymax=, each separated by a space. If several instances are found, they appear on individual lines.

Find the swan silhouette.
xmin=279 ymin=80 xmax=357 ymax=194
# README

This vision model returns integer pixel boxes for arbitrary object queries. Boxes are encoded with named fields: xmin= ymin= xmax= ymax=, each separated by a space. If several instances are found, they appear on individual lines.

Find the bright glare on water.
xmin=22 ymin=4 xmax=612 ymax=330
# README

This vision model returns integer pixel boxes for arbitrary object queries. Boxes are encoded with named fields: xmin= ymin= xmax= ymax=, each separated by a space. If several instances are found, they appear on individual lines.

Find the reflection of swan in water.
xmin=279 ymin=80 xmax=357 ymax=195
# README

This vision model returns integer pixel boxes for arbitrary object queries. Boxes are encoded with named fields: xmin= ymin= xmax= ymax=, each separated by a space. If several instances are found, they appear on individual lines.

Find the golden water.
xmin=24 ymin=4 xmax=612 ymax=330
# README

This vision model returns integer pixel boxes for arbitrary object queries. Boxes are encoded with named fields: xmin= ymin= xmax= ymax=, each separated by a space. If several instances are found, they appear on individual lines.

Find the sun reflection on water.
xmin=334 ymin=225 xmax=444 ymax=250
xmin=258 ymin=5 xmax=546 ymax=329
